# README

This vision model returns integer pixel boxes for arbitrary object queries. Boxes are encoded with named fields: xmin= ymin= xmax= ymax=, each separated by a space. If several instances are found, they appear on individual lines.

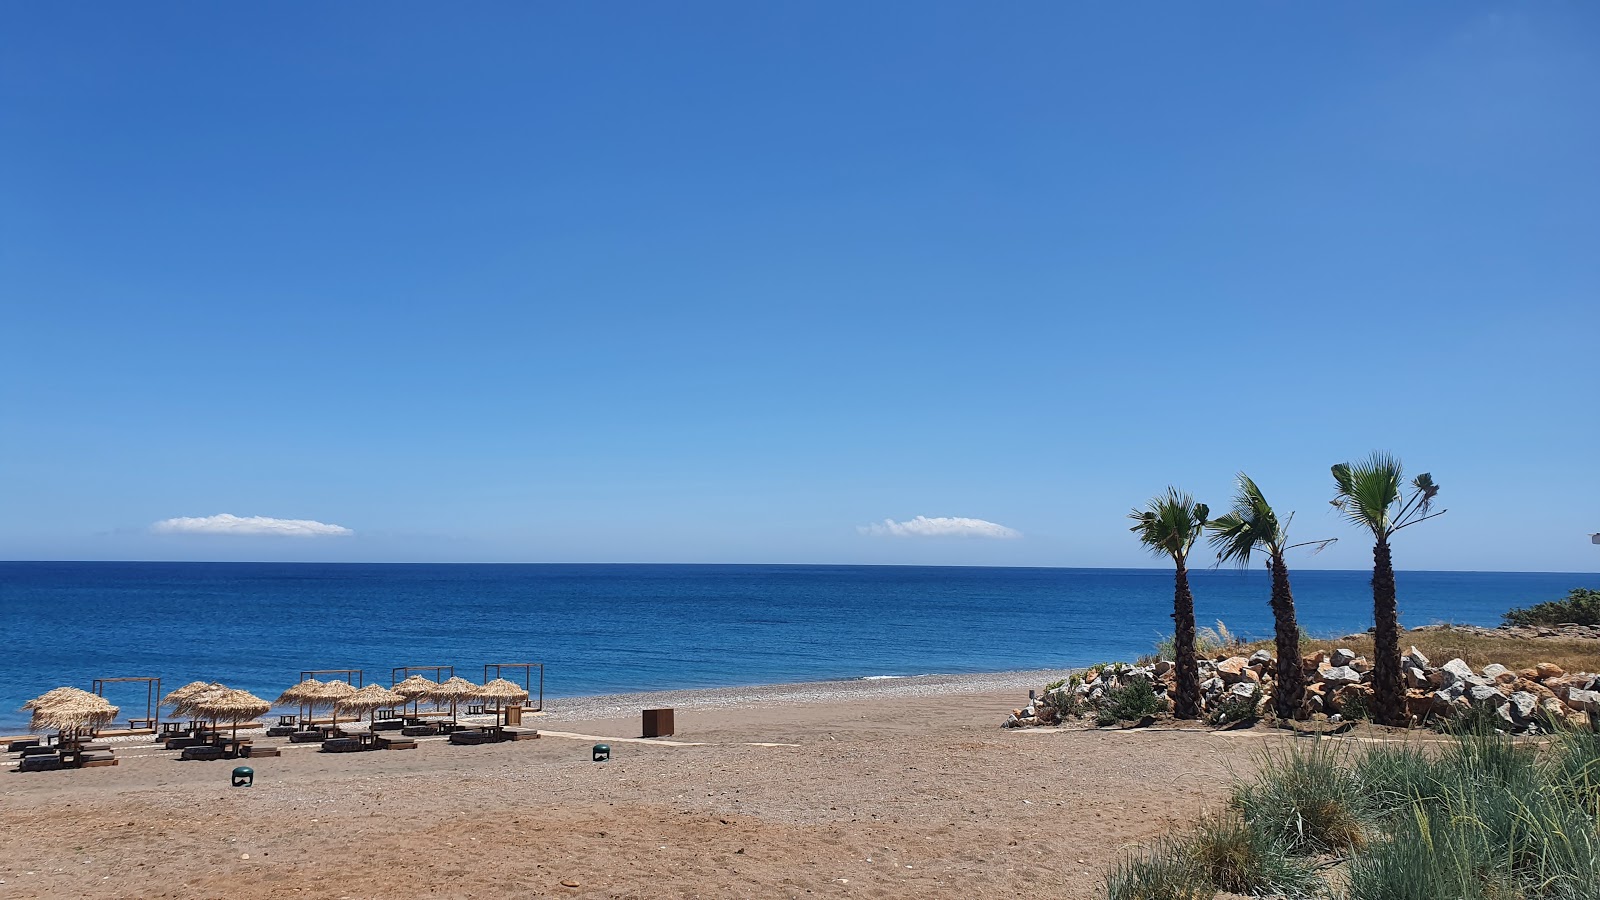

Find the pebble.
xmin=560 ymin=879 xmax=580 ymax=887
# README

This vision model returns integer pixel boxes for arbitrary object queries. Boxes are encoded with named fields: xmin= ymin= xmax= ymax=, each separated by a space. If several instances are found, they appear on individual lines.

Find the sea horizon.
xmin=3 ymin=561 xmax=1594 ymax=733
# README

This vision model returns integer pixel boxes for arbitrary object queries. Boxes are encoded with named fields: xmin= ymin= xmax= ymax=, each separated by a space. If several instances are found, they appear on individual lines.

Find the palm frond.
xmin=1329 ymin=452 xmax=1404 ymax=537
xmin=1129 ymin=487 xmax=1208 ymax=564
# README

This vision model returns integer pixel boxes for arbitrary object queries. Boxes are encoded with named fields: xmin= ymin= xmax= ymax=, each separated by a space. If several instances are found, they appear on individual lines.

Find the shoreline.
xmin=2 ymin=668 xmax=1070 ymax=740
xmin=533 ymin=668 xmax=1069 ymax=723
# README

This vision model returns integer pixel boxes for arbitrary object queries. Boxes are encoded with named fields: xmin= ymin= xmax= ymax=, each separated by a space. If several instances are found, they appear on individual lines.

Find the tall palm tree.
xmin=1129 ymin=488 xmax=1209 ymax=719
xmin=1207 ymin=474 xmax=1334 ymax=721
xmin=1331 ymin=452 xmax=1444 ymax=726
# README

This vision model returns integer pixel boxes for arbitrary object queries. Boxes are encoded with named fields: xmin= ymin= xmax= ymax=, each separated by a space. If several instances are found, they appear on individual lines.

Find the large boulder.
xmin=1321 ymin=666 xmax=1364 ymax=687
xmin=1216 ymin=657 xmax=1251 ymax=683
xmin=1566 ymin=689 xmax=1600 ymax=714
xmin=1301 ymin=651 xmax=1328 ymax=672
xmin=1468 ymin=684 xmax=1509 ymax=707
xmin=1349 ymin=656 xmax=1372 ymax=674
xmin=1440 ymin=658 xmax=1475 ymax=685
xmin=1506 ymin=691 xmax=1539 ymax=724
xmin=1331 ymin=648 xmax=1357 ymax=667
xmin=1483 ymin=663 xmax=1514 ymax=684
xmin=1405 ymin=666 xmax=1429 ymax=689
xmin=1536 ymin=663 xmax=1566 ymax=681
xmin=1403 ymin=646 xmax=1430 ymax=669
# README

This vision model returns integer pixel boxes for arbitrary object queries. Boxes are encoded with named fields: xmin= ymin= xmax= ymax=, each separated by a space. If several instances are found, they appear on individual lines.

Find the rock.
xmin=1566 ymin=689 xmax=1600 ymax=714
xmin=1405 ymin=692 xmax=1435 ymax=722
xmin=1467 ymin=684 xmax=1508 ymax=707
xmin=1331 ymin=648 xmax=1357 ymax=667
xmin=1249 ymin=649 xmax=1273 ymax=666
xmin=1483 ymin=663 xmax=1511 ymax=681
xmin=1216 ymin=657 xmax=1251 ymax=683
xmin=1238 ymin=668 xmax=1261 ymax=685
xmin=1506 ymin=691 xmax=1538 ymax=723
xmin=1440 ymin=658 xmax=1475 ymax=685
xmin=1349 ymin=656 xmax=1371 ymax=674
xmin=1227 ymin=682 xmax=1259 ymax=699
xmin=1321 ymin=666 xmax=1363 ymax=687
xmin=1301 ymin=651 xmax=1327 ymax=672
xmin=1519 ymin=668 xmax=1541 ymax=681
xmin=1513 ymin=678 xmax=1558 ymax=704
xmin=1495 ymin=703 xmax=1517 ymax=730
xmin=1202 ymin=676 xmax=1224 ymax=694
xmin=1152 ymin=660 xmax=1173 ymax=677
xmin=1405 ymin=667 xmax=1429 ymax=689
xmin=1403 ymin=646 xmax=1430 ymax=669
xmin=1536 ymin=663 xmax=1566 ymax=680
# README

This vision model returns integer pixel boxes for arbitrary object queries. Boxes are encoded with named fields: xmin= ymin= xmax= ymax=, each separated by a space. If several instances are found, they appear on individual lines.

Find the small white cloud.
xmin=858 ymin=516 xmax=1021 ymax=539
xmin=152 ymin=514 xmax=353 ymax=537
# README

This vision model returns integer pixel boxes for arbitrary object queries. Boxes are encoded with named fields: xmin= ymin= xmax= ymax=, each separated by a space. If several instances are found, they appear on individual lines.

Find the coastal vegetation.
xmin=1330 ymin=452 xmax=1444 ymax=726
xmin=1206 ymin=473 xmax=1333 ymax=720
xmin=1105 ymin=726 xmax=1600 ymax=900
xmin=1128 ymin=489 xmax=1210 ymax=719
xmin=1505 ymin=588 xmax=1600 ymax=628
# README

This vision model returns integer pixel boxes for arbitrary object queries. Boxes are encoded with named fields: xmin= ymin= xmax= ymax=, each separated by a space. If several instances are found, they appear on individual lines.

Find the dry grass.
xmin=1244 ymin=626 xmax=1599 ymax=673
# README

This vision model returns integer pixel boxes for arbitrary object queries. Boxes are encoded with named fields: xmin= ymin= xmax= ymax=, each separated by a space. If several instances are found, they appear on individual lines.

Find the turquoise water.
xmin=1 ymin=562 xmax=1593 ymax=733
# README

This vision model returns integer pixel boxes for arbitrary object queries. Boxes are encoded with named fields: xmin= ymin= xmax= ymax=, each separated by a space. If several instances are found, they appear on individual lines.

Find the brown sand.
xmin=0 ymin=673 xmax=1279 ymax=899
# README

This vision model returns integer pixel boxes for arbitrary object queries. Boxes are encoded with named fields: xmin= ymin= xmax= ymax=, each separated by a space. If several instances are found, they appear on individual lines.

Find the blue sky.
xmin=2 ymin=3 xmax=1597 ymax=571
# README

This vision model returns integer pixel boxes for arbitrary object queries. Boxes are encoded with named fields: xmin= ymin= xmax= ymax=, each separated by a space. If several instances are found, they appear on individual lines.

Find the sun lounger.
xmin=241 ymin=745 xmax=280 ymax=758
xmin=502 ymin=727 xmax=540 ymax=742
xmin=401 ymin=724 xmax=438 ymax=737
xmin=320 ymin=737 xmax=363 ymax=753
xmin=377 ymin=736 xmax=417 ymax=750
xmin=181 ymin=745 xmax=226 ymax=761
xmin=18 ymin=755 xmax=65 ymax=772
xmin=8 ymin=738 xmax=41 ymax=753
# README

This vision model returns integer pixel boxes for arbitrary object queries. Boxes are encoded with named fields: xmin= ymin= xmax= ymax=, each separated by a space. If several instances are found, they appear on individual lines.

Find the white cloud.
xmin=151 ymin=514 xmax=353 ymax=537
xmin=858 ymin=516 xmax=1021 ymax=539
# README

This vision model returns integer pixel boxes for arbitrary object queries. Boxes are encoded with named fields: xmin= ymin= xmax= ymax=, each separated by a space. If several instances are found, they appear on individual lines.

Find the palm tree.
xmin=1331 ymin=452 xmax=1444 ymax=726
xmin=1207 ymin=474 xmax=1334 ymax=721
xmin=1129 ymin=488 xmax=1209 ymax=719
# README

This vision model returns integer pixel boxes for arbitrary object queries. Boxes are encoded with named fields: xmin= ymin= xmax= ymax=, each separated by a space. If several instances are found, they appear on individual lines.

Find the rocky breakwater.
xmin=1005 ymin=647 xmax=1599 ymax=734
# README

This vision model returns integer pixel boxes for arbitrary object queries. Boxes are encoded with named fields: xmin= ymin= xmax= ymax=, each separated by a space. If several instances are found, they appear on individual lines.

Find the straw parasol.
xmin=425 ymin=676 xmax=481 ymax=724
xmin=161 ymin=681 xmax=225 ymax=723
xmin=335 ymin=684 xmax=406 ymax=727
xmin=21 ymin=686 xmax=99 ymax=712
xmin=391 ymin=675 xmax=438 ymax=717
xmin=308 ymin=680 xmax=358 ymax=730
xmin=275 ymin=678 xmax=325 ymax=725
xmin=476 ymin=678 xmax=530 ymax=703
xmin=26 ymin=690 xmax=119 ymax=746
xmin=190 ymin=688 xmax=270 ymax=741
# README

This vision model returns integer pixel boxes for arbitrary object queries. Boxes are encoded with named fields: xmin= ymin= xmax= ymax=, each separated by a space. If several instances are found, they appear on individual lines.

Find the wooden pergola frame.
xmin=482 ymin=663 xmax=544 ymax=713
xmin=299 ymin=668 xmax=363 ymax=686
xmin=93 ymin=676 xmax=162 ymax=731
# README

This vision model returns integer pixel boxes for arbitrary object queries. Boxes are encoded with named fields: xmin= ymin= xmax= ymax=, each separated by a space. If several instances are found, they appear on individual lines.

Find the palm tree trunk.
xmin=1172 ymin=560 xmax=1201 ymax=719
xmin=1268 ymin=555 xmax=1304 ymax=720
xmin=1370 ymin=538 xmax=1404 ymax=726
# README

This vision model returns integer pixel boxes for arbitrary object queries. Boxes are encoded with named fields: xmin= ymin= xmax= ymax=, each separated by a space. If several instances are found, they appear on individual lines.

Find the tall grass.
xmin=1110 ymin=725 xmax=1600 ymax=900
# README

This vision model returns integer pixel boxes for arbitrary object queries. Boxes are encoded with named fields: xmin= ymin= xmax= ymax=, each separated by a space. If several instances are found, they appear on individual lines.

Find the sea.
xmin=1 ymin=562 xmax=1595 ymax=734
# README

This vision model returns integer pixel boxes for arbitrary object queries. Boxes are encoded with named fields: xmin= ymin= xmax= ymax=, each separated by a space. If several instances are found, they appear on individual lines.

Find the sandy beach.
xmin=0 ymin=670 xmax=1283 ymax=899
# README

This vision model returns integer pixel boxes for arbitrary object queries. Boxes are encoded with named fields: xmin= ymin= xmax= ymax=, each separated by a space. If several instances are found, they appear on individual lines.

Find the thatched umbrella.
xmin=21 ymin=686 xmax=99 ymax=712
xmin=191 ymin=689 xmax=270 ymax=742
xmin=28 ymin=692 xmax=119 ymax=748
xmin=161 ymin=681 xmax=225 ymax=726
xmin=168 ymin=683 xmax=231 ymax=737
xmin=477 ymin=678 xmax=531 ymax=725
xmin=335 ymin=684 xmax=406 ymax=728
xmin=426 ymin=677 xmax=481 ymax=725
xmin=391 ymin=675 xmax=438 ymax=717
xmin=275 ymin=678 xmax=325 ymax=726
xmin=309 ymin=680 xmax=358 ymax=730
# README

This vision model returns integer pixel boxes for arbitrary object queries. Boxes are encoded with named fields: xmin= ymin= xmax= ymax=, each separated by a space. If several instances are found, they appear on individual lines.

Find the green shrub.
xmin=1234 ymin=739 xmax=1372 ymax=854
xmin=1503 ymin=587 xmax=1600 ymax=627
xmin=1098 ymin=675 xmax=1167 ymax=725
xmin=1353 ymin=743 xmax=1440 ymax=817
xmin=1545 ymin=728 xmax=1600 ymax=815
xmin=1207 ymin=686 xmax=1261 ymax=727
xmin=1103 ymin=837 xmax=1209 ymax=900
xmin=1043 ymin=688 xmax=1086 ymax=720
xmin=1181 ymin=812 xmax=1319 ymax=896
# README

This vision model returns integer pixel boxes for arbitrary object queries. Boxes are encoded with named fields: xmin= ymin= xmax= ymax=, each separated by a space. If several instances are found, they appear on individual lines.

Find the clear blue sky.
xmin=3 ymin=3 xmax=1597 ymax=571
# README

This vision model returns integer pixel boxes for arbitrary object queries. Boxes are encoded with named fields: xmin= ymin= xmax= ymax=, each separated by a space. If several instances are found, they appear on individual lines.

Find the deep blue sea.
xmin=2 ymin=562 xmax=1595 ymax=733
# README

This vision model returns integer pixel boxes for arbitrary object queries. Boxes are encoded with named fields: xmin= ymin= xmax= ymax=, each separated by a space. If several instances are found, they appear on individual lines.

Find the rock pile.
xmin=1005 ymin=647 xmax=1599 ymax=734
